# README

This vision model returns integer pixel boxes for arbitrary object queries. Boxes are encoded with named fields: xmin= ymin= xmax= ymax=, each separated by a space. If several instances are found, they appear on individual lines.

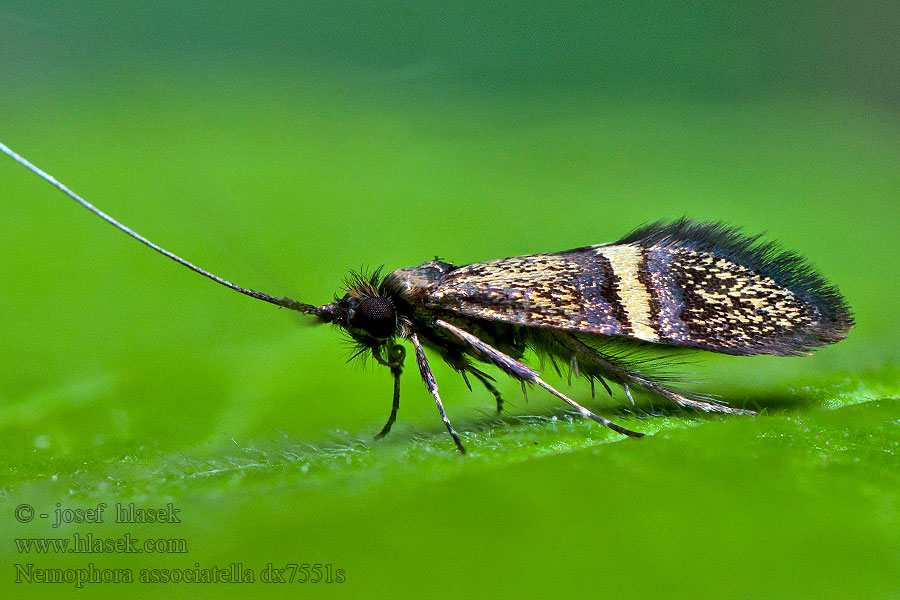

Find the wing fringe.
xmin=618 ymin=218 xmax=853 ymax=333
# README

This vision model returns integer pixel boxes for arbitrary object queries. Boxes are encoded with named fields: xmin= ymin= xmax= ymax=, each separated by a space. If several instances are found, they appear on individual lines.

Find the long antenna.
xmin=1 ymin=141 xmax=318 ymax=315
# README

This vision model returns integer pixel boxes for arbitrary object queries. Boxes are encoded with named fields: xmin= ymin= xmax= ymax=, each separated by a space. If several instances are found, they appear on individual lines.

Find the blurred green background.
xmin=2 ymin=3 xmax=899 ymax=598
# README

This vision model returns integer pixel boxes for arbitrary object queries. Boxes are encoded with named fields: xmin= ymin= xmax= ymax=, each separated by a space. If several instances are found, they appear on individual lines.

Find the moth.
xmin=2 ymin=142 xmax=853 ymax=454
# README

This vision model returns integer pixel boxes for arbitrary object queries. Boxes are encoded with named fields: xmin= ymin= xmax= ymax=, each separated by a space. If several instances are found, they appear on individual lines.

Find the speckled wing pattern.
xmin=424 ymin=220 xmax=853 ymax=356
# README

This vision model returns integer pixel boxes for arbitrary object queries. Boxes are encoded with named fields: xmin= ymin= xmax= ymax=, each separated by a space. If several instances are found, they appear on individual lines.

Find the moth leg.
xmin=623 ymin=382 xmax=635 ymax=405
xmin=640 ymin=377 xmax=754 ymax=415
xmin=374 ymin=369 xmax=401 ymax=439
xmin=469 ymin=369 xmax=504 ymax=413
xmin=444 ymin=354 xmax=505 ymax=414
xmin=434 ymin=320 xmax=643 ymax=438
xmin=570 ymin=355 xmax=579 ymax=381
xmin=373 ymin=343 xmax=406 ymax=440
xmin=460 ymin=370 xmax=473 ymax=391
xmin=410 ymin=333 xmax=467 ymax=454
xmin=596 ymin=376 xmax=613 ymax=396
xmin=558 ymin=333 xmax=755 ymax=416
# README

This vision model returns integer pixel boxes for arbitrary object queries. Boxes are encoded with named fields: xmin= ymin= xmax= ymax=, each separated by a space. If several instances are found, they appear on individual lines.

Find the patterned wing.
xmin=416 ymin=220 xmax=853 ymax=356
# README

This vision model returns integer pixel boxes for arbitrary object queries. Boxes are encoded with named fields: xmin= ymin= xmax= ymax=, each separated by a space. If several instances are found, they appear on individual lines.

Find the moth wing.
xmin=422 ymin=220 xmax=853 ymax=356
xmin=424 ymin=248 xmax=634 ymax=340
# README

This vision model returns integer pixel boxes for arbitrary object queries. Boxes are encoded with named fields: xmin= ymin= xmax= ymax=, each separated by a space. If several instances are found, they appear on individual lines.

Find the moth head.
xmin=318 ymin=294 xmax=398 ymax=342
xmin=315 ymin=268 xmax=398 ymax=342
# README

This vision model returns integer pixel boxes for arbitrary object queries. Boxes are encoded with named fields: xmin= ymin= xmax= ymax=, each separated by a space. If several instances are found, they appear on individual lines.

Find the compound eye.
xmin=352 ymin=297 xmax=397 ymax=339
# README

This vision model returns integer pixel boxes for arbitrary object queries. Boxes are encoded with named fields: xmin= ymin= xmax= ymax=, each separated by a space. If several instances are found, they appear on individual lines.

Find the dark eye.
xmin=351 ymin=297 xmax=397 ymax=339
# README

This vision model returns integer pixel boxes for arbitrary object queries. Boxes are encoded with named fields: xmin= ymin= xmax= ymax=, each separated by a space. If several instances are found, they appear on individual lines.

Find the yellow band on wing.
xmin=597 ymin=245 xmax=659 ymax=342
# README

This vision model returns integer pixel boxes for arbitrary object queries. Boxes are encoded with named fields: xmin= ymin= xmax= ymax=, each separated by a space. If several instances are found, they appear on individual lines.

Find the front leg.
xmin=373 ymin=343 xmax=405 ymax=440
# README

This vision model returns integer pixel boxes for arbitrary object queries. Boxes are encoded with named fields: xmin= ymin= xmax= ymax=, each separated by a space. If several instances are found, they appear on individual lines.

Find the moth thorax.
xmin=351 ymin=296 xmax=397 ymax=339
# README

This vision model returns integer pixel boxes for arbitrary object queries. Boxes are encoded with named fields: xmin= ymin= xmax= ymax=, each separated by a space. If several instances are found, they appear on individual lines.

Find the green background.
xmin=2 ymin=3 xmax=899 ymax=598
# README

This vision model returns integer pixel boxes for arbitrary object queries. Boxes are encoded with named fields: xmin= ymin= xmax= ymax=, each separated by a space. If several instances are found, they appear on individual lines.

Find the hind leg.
xmin=554 ymin=333 xmax=755 ymax=416
xmin=434 ymin=320 xmax=644 ymax=438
